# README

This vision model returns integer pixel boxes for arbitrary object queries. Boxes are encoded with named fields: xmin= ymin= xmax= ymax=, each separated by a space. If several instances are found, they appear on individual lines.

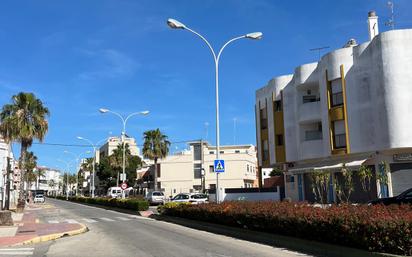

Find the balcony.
xmin=299 ymin=139 xmax=324 ymax=160
xmin=299 ymin=101 xmax=321 ymax=124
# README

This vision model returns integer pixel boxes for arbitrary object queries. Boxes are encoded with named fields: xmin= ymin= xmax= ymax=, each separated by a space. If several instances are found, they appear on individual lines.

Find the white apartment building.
xmin=29 ymin=167 xmax=62 ymax=195
xmin=137 ymin=142 xmax=258 ymax=198
xmin=255 ymin=11 xmax=412 ymax=203
xmin=99 ymin=136 xmax=140 ymax=158
xmin=0 ymin=137 xmax=13 ymax=209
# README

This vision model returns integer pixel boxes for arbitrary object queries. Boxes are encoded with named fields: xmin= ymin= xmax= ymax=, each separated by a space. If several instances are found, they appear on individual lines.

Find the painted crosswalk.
xmin=0 ymin=247 xmax=34 ymax=256
xmin=46 ymin=216 xmax=137 ymax=224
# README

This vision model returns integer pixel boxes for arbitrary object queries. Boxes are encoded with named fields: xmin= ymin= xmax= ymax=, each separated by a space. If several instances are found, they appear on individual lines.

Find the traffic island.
xmin=0 ymin=206 xmax=88 ymax=247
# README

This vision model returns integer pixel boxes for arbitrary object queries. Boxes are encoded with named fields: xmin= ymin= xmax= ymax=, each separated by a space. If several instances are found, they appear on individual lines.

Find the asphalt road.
xmin=2 ymin=198 xmax=311 ymax=257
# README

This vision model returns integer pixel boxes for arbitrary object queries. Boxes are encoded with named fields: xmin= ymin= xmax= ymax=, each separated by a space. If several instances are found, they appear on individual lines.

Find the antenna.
xmin=309 ymin=46 xmax=330 ymax=60
xmin=233 ymin=118 xmax=237 ymax=145
xmin=204 ymin=122 xmax=209 ymax=141
xmin=385 ymin=1 xmax=395 ymax=30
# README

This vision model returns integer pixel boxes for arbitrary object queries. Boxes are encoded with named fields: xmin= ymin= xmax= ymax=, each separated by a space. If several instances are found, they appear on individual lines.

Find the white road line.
xmin=47 ymin=220 xmax=59 ymax=224
xmin=0 ymin=248 xmax=34 ymax=249
xmin=81 ymin=218 xmax=98 ymax=223
xmin=65 ymin=219 xmax=79 ymax=224
xmin=0 ymin=248 xmax=33 ymax=256
xmin=99 ymin=217 xmax=115 ymax=222
xmin=115 ymin=216 xmax=131 ymax=221
xmin=0 ymin=252 xmax=33 ymax=255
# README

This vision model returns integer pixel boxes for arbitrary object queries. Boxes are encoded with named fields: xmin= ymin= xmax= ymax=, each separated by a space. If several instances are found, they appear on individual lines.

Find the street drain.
xmin=18 ymin=230 xmax=35 ymax=233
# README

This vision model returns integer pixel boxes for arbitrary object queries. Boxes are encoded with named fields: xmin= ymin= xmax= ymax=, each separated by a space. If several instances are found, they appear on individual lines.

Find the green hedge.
xmin=55 ymin=196 xmax=149 ymax=211
xmin=161 ymin=201 xmax=412 ymax=255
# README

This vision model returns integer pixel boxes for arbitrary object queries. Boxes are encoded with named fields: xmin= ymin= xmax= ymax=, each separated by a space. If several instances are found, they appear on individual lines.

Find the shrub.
xmin=55 ymin=196 xmax=149 ymax=211
xmin=162 ymin=201 xmax=412 ymax=255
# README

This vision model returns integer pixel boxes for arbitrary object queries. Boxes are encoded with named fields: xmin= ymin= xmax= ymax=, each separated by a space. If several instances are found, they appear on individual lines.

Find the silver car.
xmin=34 ymin=194 xmax=45 ymax=203
xmin=145 ymin=191 xmax=165 ymax=205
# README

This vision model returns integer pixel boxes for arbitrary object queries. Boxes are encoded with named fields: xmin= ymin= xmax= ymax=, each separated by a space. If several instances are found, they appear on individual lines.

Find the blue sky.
xmin=0 ymin=0 xmax=411 ymax=171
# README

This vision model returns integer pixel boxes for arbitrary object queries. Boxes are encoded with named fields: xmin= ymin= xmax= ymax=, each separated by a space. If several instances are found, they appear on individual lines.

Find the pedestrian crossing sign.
xmin=214 ymin=160 xmax=225 ymax=173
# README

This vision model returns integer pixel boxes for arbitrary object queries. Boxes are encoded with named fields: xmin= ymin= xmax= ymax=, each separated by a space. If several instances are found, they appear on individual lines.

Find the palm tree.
xmin=24 ymin=151 xmax=38 ymax=191
xmin=35 ymin=168 xmax=46 ymax=190
xmin=0 ymin=92 xmax=50 ymax=203
xmin=109 ymin=143 xmax=131 ymax=186
xmin=48 ymin=179 xmax=56 ymax=196
xmin=142 ymin=129 xmax=170 ymax=191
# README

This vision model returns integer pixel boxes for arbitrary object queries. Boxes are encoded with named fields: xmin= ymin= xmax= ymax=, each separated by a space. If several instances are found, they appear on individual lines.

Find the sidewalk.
xmin=0 ymin=203 xmax=87 ymax=247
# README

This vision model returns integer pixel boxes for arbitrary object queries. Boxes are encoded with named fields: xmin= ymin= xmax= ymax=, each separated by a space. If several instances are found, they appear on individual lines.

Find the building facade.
xmin=99 ymin=136 xmax=140 ymax=158
xmin=255 ymin=12 xmax=412 ymax=202
xmin=137 ymin=142 xmax=258 ymax=198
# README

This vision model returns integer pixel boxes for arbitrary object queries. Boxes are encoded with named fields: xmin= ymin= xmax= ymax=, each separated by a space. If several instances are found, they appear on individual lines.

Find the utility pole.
xmin=200 ymin=139 xmax=205 ymax=193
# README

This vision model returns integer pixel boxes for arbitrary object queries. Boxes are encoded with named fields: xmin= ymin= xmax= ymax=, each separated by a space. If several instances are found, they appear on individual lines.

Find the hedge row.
xmin=55 ymin=196 xmax=149 ymax=211
xmin=161 ymin=201 xmax=412 ymax=255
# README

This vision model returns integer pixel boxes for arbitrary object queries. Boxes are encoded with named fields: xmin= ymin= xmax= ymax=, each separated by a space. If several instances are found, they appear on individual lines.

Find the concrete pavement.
xmin=2 ymin=198 xmax=311 ymax=257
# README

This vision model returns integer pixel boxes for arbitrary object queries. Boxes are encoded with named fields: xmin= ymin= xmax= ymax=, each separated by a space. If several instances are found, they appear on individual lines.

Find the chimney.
xmin=367 ymin=11 xmax=379 ymax=41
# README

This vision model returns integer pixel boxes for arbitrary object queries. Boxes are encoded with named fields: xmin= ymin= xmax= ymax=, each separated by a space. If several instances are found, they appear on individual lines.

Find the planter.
xmin=16 ymin=200 xmax=25 ymax=213
xmin=0 ymin=211 xmax=13 ymax=226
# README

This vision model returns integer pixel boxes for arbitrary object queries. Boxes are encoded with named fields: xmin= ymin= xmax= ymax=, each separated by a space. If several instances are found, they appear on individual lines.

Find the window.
xmin=274 ymin=100 xmax=282 ymax=112
xmin=219 ymin=151 xmax=224 ymax=154
xmin=247 ymin=164 xmax=249 ymax=172
xmin=331 ymin=79 xmax=343 ymax=107
xmin=209 ymin=151 xmax=214 ymax=154
xmin=260 ymin=107 xmax=268 ymax=130
xmin=194 ymin=163 xmax=202 ymax=178
xmin=235 ymin=150 xmax=240 ymax=153
xmin=209 ymin=165 xmax=214 ymax=173
xmin=302 ymin=95 xmax=318 ymax=103
xmin=193 ymin=144 xmax=201 ymax=161
xmin=262 ymin=140 xmax=269 ymax=161
xmin=333 ymin=120 xmax=346 ymax=148
xmin=304 ymin=122 xmax=323 ymax=141
xmin=193 ymin=185 xmax=202 ymax=191
xmin=209 ymin=184 xmax=216 ymax=190
xmin=276 ymin=134 xmax=284 ymax=146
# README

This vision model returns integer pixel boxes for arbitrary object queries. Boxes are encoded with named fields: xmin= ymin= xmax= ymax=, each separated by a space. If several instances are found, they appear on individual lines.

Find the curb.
xmin=19 ymin=224 xmax=88 ymax=245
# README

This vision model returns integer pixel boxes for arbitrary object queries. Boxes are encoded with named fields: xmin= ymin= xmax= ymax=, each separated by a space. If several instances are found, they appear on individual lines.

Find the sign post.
xmin=214 ymin=160 xmax=225 ymax=203
xmin=120 ymin=182 xmax=128 ymax=190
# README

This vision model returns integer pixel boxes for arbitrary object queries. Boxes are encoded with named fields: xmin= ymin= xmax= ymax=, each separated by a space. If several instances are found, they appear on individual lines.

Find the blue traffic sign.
xmin=214 ymin=160 xmax=225 ymax=173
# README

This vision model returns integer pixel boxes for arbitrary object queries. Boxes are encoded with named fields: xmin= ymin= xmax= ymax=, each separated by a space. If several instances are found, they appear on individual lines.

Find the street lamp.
xmin=57 ymin=159 xmax=73 ymax=200
xmin=63 ymin=150 xmax=91 ymax=196
xmin=77 ymin=136 xmax=110 ymax=198
xmin=99 ymin=108 xmax=149 ymax=198
xmin=167 ymin=18 xmax=262 ymax=203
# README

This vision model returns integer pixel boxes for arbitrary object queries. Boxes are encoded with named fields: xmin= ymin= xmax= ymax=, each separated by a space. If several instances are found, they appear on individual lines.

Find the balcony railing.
xmin=305 ymin=130 xmax=323 ymax=141
xmin=334 ymin=133 xmax=346 ymax=148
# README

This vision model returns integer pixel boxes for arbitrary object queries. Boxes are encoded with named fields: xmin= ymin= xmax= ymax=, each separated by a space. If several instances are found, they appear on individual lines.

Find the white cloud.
xmin=77 ymin=49 xmax=140 ymax=80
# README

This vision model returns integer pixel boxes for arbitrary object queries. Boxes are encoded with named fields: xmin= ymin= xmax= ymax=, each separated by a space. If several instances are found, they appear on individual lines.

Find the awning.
xmin=288 ymin=157 xmax=368 ymax=173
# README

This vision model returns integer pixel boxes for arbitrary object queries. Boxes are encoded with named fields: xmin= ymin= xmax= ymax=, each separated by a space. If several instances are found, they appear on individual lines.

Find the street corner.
xmin=21 ymin=222 xmax=89 ymax=245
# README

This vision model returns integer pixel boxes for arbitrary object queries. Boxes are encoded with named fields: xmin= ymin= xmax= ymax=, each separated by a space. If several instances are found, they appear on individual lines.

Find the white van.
xmin=107 ymin=187 xmax=122 ymax=198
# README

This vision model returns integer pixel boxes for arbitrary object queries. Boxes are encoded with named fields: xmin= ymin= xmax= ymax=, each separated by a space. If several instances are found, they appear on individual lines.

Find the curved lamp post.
xmin=63 ymin=150 xmax=91 ymax=196
xmin=167 ymin=18 xmax=262 ymax=203
xmin=99 ymin=108 xmax=149 ymax=198
xmin=76 ymin=136 xmax=109 ymax=198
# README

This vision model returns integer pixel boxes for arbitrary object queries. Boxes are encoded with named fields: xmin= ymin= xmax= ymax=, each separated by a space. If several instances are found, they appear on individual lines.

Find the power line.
xmin=32 ymin=139 xmax=203 ymax=148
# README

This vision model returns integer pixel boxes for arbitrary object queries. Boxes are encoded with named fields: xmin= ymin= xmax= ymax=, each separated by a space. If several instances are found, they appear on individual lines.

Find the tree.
xmin=48 ymin=179 xmax=56 ymax=193
xmin=358 ymin=165 xmax=373 ymax=192
xmin=24 ymin=151 xmax=37 ymax=190
xmin=0 ymin=92 xmax=50 ymax=202
xmin=310 ymin=170 xmax=330 ymax=204
xmin=269 ymin=167 xmax=283 ymax=176
xmin=334 ymin=164 xmax=354 ymax=203
xmin=143 ymin=129 xmax=170 ymax=191
xmin=96 ymin=146 xmax=142 ymax=192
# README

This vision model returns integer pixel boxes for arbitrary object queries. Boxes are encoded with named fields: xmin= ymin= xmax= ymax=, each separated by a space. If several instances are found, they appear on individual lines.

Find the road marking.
xmin=47 ymin=220 xmax=59 ymax=224
xmin=115 ymin=216 xmax=131 ymax=221
xmin=81 ymin=218 xmax=98 ymax=223
xmin=99 ymin=217 xmax=115 ymax=222
xmin=65 ymin=219 xmax=79 ymax=224
xmin=0 ymin=248 xmax=34 ymax=256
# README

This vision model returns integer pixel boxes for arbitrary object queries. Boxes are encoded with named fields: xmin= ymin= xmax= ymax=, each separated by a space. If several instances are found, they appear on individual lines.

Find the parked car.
xmin=369 ymin=188 xmax=412 ymax=205
xmin=171 ymin=193 xmax=209 ymax=204
xmin=107 ymin=187 xmax=122 ymax=198
xmin=145 ymin=191 xmax=165 ymax=205
xmin=34 ymin=194 xmax=45 ymax=203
